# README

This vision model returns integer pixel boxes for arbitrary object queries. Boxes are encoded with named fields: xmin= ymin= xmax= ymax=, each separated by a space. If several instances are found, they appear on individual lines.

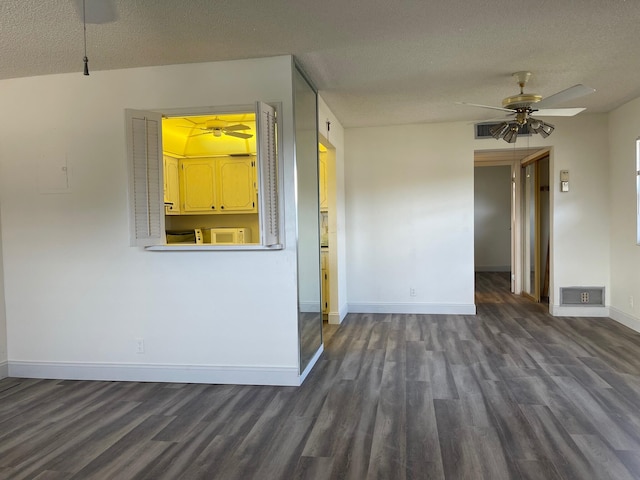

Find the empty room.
xmin=1 ymin=1 xmax=639 ymax=479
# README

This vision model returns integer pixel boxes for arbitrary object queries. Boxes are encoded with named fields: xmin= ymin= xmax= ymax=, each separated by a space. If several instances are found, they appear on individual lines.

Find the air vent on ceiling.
xmin=559 ymin=287 xmax=605 ymax=306
xmin=475 ymin=122 xmax=531 ymax=139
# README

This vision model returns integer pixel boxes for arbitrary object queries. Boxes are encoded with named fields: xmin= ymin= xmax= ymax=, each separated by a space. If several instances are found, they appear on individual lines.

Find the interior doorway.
xmin=521 ymin=155 xmax=550 ymax=303
xmin=318 ymin=136 xmax=341 ymax=324
xmin=474 ymin=147 xmax=551 ymax=301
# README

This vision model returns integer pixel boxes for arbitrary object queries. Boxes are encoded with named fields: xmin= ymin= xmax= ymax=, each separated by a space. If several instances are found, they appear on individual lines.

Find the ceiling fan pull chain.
xmin=82 ymin=0 xmax=90 ymax=76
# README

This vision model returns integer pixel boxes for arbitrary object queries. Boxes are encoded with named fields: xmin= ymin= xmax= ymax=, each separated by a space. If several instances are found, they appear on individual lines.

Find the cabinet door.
xmin=164 ymin=156 xmax=180 ymax=215
xmin=180 ymin=159 xmax=217 ymax=213
xmin=217 ymin=157 xmax=257 ymax=213
xmin=319 ymin=152 xmax=328 ymax=211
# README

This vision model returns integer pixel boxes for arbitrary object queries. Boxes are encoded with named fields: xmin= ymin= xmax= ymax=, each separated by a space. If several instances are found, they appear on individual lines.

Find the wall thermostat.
xmin=560 ymin=170 xmax=569 ymax=192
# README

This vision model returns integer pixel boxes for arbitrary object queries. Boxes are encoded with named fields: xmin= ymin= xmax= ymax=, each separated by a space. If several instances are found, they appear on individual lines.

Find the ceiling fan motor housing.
xmin=502 ymin=93 xmax=542 ymax=110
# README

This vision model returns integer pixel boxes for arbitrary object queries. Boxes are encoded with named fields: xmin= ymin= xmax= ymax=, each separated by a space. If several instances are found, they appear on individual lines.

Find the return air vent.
xmin=475 ymin=122 xmax=531 ymax=139
xmin=559 ymin=287 xmax=605 ymax=306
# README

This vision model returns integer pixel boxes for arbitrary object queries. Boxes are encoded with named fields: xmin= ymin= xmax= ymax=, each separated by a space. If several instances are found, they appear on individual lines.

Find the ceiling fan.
xmin=184 ymin=119 xmax=254 ymax=139
xmin=459 ymin=71 xmax=596 ymax=143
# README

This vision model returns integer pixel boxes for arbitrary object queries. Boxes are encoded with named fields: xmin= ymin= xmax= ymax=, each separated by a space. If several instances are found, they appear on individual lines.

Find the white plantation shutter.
xmin=256 ymin=101 xmax=280 ymax=247
xmin=126 ymin=109 xmax=165 ymax=246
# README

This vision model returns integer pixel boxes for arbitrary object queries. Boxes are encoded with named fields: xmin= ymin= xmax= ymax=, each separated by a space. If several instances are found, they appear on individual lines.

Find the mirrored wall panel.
xmin=294 ymin=66 xmax=322 ymax=373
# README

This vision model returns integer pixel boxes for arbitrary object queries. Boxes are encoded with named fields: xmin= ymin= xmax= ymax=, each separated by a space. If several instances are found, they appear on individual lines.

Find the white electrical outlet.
xmin=135 ymin=338 xmax=145 ymax=354
xmin=410 ymin=288 xmax=416 ymax=297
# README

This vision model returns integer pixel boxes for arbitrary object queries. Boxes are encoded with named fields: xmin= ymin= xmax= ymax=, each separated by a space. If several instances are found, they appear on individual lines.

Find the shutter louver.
xmin=257 ymin=102 xmax=280 ymax=247
xmin=126 ymin=110 xmax=164 ymax=246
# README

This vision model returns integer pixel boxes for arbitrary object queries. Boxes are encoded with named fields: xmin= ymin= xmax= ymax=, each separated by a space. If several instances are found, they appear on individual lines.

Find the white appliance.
xmin=206 ymin=227 xmax=251 ymax=245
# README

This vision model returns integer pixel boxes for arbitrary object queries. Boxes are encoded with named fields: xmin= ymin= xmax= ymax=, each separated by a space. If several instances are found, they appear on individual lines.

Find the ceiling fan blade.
xmin=533 ymin=108 xmax=586 ymax=117
xmin=177 ymin=125 xmax=207 ymax=130
xmin=223 ymin=124 xmax=251 ymax=132
xmin=225 ymin=131 xmax=253 ymax=139
xmin=456 ymin=102 xmax=515 ymax=114
xmin=535 ymin=84 xmax=595 ymax=109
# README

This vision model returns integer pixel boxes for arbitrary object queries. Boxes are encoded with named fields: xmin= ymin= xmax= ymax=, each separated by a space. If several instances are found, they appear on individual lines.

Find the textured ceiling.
xmin=2 ymin=0 xmax=640 ymax=128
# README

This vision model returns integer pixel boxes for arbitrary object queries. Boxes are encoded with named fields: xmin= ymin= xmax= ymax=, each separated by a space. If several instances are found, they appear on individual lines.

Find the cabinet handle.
xmin=221 ymin=205 xmax=224 ymax=210
xmin=211 ymin=205 xmax=216 ymax=209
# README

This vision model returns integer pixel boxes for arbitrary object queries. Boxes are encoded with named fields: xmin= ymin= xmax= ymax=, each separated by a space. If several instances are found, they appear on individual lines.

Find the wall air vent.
xmin=559 ymin=287 xmax=605 ymax=306
xmin=475 ymin=122 xmax=531 ymax=139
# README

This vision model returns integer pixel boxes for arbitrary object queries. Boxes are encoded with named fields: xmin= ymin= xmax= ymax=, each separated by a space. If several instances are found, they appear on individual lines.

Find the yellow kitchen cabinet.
xmin=319 ymin=152 xmax=328 ymax=211
xmin=180 ymin=158 xmax=218 ymax=213
xmin=179 ymin=157 xmax=257 ymax=214
xmin=163 ymin=156 xmax=180 ymax=215
xmin=217 ymin=157 xmax=257 ymax=213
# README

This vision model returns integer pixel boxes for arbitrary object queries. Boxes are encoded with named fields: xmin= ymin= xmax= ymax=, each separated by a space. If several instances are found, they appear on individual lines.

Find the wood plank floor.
xmin=2 ymin=272 xmax=640 ymax=479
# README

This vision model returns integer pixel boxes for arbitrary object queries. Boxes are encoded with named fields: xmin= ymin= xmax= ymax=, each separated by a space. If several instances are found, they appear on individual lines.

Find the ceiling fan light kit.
xmin=461 ymin=71 xmax=595 ymax=143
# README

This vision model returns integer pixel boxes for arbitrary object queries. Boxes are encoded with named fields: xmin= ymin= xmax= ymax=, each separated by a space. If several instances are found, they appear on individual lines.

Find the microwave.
xmin=206 ymin=227 xmax=251 ymax=245
xmin=166 ymin=229 xmax=203 ymax=245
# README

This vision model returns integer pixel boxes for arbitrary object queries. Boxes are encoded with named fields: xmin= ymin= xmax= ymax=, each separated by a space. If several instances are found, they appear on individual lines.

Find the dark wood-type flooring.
xmin=2 ymin=272 xmax=640 ymax=479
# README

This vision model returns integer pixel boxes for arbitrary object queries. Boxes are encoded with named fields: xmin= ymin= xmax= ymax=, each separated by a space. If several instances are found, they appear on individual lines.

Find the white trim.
xmin=145 ymin=244 xmax=283 ymax=252
xmin=299 ymin=345 xmax=323 ymax=383
xmin=0 ymin=361 xmax=8 ymax=379
xmin=298 ymin=302 xmax=321 ymax=313
xmin=550 ymin=305 xmax=610 ymax=317
xmin=8 ymin=361 xmax=304 ymax=386
xmin=348 ymin=302 xmax=477 ymax=315
xmin=609 ymin=307 xmax=640 ymax=334
xmin=328 ymin=302 xmax=349 ymax=325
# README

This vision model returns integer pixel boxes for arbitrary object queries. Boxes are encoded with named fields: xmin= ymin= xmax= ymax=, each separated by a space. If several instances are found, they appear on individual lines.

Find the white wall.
xmin=608 ymin=96 xmax=640 ymax=331
xmin=345 ymin=122 xmax=476 ymax=314
xmin=0 ymin=56 xmax=304 ymax=385
xmin=0 ymin=210 xmax=6 ymax=378
xmin=473 ymin=114 xmax=610 ymax=314
xmin=344 ymin=115 xmax=609 ymax=315
xmin=474 ymin=166 xmax=511 ymax=271
xmin=318 ymin=96 xmax=347 ymax=323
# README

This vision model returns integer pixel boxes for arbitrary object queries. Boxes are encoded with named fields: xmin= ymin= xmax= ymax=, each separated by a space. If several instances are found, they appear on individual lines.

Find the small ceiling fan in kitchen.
xmin=183 ymin=119 xmax=254 ymax=139
xmin=458 ymin=71 xmax=595 ymax=143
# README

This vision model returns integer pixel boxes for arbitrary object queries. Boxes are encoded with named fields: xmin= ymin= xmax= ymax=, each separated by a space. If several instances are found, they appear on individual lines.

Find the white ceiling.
xmin=3 ymin=0 xmax=640 ymax=128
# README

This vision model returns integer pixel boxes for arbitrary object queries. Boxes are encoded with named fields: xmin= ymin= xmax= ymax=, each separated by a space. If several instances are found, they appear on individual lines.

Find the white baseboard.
xmin=299 ymin=344 xmax=323 ymax=383
xmin=609 ymin=307 xmax=640 ymax=334
xmin=8 ymin=361 xmax=305 ymax=386
xmin=299 ymin=302 xmax=321 ymax=313
xmin=475 ymin=266 xmax=511 ymax=272
xmin=550 ymin=305 xmax=610 ymax=317
xmin=347 ymin=302 xmax=477 ymax=315
xmin=0 ymin=360 xmax=7 ymax=379
xmin=328 ymin=302 xmax=349 ymax=325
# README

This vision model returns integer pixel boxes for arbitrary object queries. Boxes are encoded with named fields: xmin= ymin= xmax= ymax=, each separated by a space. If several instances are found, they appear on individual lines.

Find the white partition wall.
xmin=0 ymin=56 xmax=310 ymax=385
xmin=345 ymin=122 xmax=476 ymax=314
